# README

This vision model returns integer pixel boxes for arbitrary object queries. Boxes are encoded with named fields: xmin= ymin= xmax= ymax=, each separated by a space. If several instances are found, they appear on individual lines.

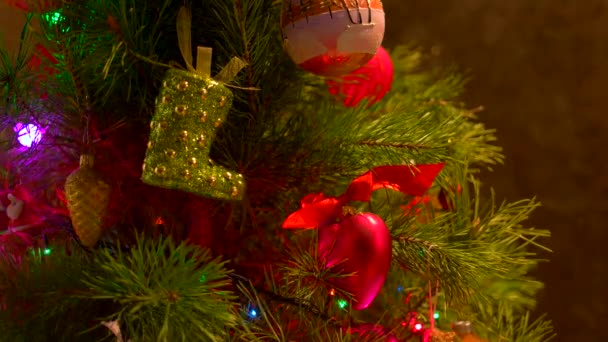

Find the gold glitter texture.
xmin=65 ymin=154 xmax=111 ymax=248
xmin=429 ymin=329 xmax=457 ymax=342
xmin=141 ymin=69 xmax=245 ymax=200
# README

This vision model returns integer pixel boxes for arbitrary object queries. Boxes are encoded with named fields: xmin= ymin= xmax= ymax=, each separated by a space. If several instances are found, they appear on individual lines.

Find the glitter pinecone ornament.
xmin=65 ymin=154 xmax=111 ymax=248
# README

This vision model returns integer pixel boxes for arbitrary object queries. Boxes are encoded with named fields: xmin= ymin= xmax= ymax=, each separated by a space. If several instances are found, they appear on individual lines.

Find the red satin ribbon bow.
xmin=282 ymin=163 xmax=445 ymax=229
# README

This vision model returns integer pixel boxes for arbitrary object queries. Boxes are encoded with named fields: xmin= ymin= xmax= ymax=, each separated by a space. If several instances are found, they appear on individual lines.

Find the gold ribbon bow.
xmin=177 ymin=6 xmax=247 ymax=83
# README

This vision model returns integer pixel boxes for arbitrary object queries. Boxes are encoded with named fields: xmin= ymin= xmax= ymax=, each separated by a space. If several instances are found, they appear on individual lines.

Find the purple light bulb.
xmin=14 ymin=123 xmax=43 ymax=147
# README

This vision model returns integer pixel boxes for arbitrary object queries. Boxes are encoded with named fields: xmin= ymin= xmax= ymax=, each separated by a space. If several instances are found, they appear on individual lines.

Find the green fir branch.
xmin=393 ymin=234 xmax=493 ymax=305
xmin=0 ymin=15 xmax=36 ymax=114
xmin=279 ymin=239 xmax=357 ymax=305
xmin=0 ymin=245 xmax=106 ymax=342
xmin=388 ymin=46 xmax=466 ymax=109
xmin=40 ymin=0 xmax=177 ymax=118
xmin=81 ymin=235 xmax=237 ymax=342
xmin=391 ymin=173 xmax=549 ymax=306
xmin=475 ymin=303 xmax=556 ymax=342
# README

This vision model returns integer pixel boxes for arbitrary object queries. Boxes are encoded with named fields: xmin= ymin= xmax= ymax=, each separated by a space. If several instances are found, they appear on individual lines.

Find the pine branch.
xmin=0 ymin=15 xmax=36 ymax=114
xmin=81 ymin=235 xmax=238 ymax=341
xmin=358 ymin=140 xmax=433 ymax=150
xmin=393 ymin=235 xmax=491 ymax=305
xmin=0 ymin=245 xmax=107 ymax=341
xmin=232 ymin=276 xmax=377 ymax=342
xmin=40 ymin=0 xmax=177 ymax=118
xmin=230 ymin=273 xmax=336 ymax=324
xmin=391 ymin=172 xmax=549 ymax=306
xmin=476 ymin=303 xmax=555 ymax=342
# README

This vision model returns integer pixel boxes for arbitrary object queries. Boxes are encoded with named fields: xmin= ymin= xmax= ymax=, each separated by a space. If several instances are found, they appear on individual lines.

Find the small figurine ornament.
xmin=6 ymin=194 xmax=25 ymax=221
xmin=102 ymin=320 xmax=131 ymax=342
xmin=0 ymin=189 xmax=44 ymax=232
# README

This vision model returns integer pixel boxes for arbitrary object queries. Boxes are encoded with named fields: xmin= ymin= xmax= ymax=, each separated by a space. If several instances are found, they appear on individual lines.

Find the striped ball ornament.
xmin=281 ymin=0 xmax=385 ymax=77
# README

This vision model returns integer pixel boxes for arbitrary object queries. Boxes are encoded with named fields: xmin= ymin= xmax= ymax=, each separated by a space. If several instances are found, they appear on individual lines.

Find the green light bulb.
xmin=43 ymin=248 xmax=52 ymax=256
xmin=46 ymin=11 xmax=64 ymax=25
xmin=434 ymin=311 xmax=440 ymax=319
xmin=337 ymin=299 xmax=348 ymax=310
xmin=42 ymin=10 xmax=71 ymax=33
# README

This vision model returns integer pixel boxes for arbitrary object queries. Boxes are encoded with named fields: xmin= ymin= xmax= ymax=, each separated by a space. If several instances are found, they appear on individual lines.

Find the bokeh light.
xmin=14 ymin=123 xmax=43 ymax=147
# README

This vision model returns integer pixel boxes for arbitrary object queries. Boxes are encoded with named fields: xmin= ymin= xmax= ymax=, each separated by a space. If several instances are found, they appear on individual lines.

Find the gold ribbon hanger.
xmin=176 ymin=6 xmax=249 ymax=84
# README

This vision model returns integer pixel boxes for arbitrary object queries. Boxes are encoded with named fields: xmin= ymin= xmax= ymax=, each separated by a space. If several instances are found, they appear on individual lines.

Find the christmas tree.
xmin=0 ymin=1 xmax=555 ymax=341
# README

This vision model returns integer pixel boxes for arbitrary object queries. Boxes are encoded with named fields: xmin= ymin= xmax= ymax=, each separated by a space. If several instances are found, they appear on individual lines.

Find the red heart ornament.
xmin=319 ymin=213 xmax=392 ymax=310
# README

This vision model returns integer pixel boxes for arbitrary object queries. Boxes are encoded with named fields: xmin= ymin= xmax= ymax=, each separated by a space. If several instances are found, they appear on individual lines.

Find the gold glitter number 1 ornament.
xmin=141 ymin=7 xmax=247 ymax=200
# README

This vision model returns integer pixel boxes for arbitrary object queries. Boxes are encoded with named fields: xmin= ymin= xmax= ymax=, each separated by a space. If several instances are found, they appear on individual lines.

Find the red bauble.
xmin=318 ymin=213 xmax=392 ymax=310
xmin=281 ymin=0 xmax=385 ymax=76
xmin=0 ymin=189 xmax=43 ymax=230
xmin=4 ymin=0 xmax=62 ymax=12
xmin=327 ymin=46 xmax=394 ymax=107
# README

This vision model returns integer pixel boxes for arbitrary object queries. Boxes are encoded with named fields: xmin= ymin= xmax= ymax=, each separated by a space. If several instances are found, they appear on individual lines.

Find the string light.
xmin=337 ymin=299 xmax=348 ymax=310
xmin=30 ymin=247 xmax=52 ymax=257
xmin=47 ymin=11 xmax=63 ymax=24
xmin=434 ymin=311 xmax=440 ymax=320
xmin=14 ymin=123 xmax=43 ymax=147
xmin=413 ymin=323 xmax=423 ymax=332
xmin=397 ymin=285 xmax=403 ymax=293
xmin=43 ymin=10 xmax=65 ymax=25
xmin=246 ymin=303 xmax=259 ymax=320
xmin=329 ymin=288 xmax=336 ymax=296
xmin=249 ymin=308 xmax=258 ymax=318
xmin=42 ymin=9 xmax=71 ymax=33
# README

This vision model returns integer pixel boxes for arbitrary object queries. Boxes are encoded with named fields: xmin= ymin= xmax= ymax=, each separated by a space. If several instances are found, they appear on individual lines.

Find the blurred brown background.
xmin=2 ymin=1 xmax=607 ymax=340
xmin=382 ymin=0 xmax=608 ymax=341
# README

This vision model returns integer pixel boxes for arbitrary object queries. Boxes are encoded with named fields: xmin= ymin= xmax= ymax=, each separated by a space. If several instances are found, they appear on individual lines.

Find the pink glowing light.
xmin=14 ymin=123 xmax=43 ymax=147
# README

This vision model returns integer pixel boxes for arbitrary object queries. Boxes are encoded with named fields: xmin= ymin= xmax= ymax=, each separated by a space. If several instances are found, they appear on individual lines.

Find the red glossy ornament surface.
xmin=4 ymin=0 xmax=62 ymax=12
xmin=300 ymin=52 xmax=375 ymax=77
xmin=318 ymin=213 xmax=392 ymax=310
xmin=327 ymin=46 xmax=394 ymax=107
